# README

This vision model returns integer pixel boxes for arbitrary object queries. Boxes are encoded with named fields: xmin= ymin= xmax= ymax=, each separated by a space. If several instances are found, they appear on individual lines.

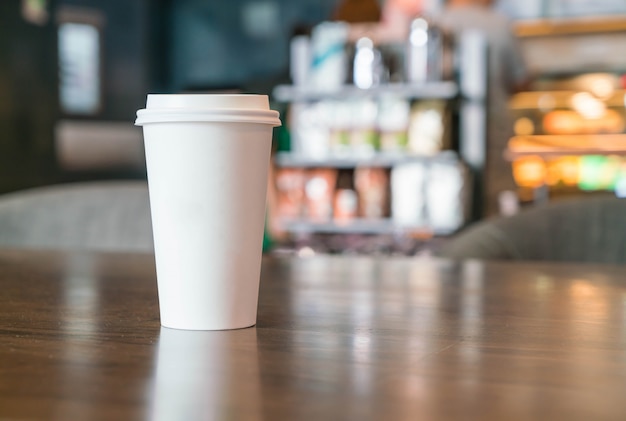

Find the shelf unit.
xmin=270 ymin=33 xmax=488 ymax=244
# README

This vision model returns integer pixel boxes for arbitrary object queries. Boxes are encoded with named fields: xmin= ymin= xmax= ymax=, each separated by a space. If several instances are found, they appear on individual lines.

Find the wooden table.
xmin=2 ymin=249 xmax=626 ymax=420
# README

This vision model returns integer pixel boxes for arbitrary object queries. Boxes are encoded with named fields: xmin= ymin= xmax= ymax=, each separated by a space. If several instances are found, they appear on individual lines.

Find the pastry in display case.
xmin=507 ymin=72 xmax=626 ymax=202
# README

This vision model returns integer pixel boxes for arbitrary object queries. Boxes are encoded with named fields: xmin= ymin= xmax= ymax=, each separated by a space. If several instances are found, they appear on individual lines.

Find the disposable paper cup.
xmin=136 ymin=94 xmax=281 ymax=330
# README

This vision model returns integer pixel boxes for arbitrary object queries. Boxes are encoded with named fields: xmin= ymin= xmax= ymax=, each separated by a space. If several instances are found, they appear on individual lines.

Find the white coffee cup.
xmin=135 ymin=94 xmax=281 ymax=330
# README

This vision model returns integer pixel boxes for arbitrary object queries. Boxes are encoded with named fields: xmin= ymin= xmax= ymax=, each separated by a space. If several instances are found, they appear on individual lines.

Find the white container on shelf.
xmin=290 ymin=35 xmax=311 ymax=86
xmin=309 ymin=22 xmax=349 ymax=91
xmin=391 ymin=162 xmax=426 ymax=227
xmin=426 ymin=160 xmax=466 ymax=232
xmin=406 ymin=16 xmax=443 ymax=84
xmin=289 ymin=102 xmax=331 ymax=159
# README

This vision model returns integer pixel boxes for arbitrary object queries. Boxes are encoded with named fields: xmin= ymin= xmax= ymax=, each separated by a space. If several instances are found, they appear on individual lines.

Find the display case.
xmin=507 ymin=18 xmax=626 ymax=204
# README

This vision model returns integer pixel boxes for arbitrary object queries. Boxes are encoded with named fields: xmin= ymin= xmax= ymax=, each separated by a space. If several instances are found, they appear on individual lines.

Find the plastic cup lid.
xmin=135 ymin=94 xmax=281 ymax=127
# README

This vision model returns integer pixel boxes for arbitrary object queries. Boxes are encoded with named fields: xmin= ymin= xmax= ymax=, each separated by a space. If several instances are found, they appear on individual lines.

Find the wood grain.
xmin=1 ymin=249 xmax=626 ymax=420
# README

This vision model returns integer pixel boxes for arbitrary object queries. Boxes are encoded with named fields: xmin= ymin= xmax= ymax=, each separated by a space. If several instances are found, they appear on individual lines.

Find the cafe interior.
xmin=3 ymin=0 xmax=626 ymax=419
xmin=3 ymin=0 xmax=626 ymax=258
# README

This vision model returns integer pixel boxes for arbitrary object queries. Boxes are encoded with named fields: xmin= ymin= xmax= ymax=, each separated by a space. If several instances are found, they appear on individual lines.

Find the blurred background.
xmin=2 ymin=0 xmax=626 ymax=255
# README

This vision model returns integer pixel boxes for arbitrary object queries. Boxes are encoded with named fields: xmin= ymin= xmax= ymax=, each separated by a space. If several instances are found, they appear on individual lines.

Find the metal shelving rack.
xmin=270 ymin=33 xmax=488 ymax=241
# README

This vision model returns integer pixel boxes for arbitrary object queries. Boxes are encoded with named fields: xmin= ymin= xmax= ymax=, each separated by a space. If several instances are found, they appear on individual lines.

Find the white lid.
xmin=135 ymin=94 xmax=281 ymax=126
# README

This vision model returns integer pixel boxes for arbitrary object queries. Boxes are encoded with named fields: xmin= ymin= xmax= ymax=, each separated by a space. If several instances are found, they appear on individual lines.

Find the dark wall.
xmin=0 ymin=0 xmax=163 ymax=192
xmin=57 ymin=0 xmax=163 ymax=121
xmin=0 ymin=1 xmax=59 ymax=193
xmin=51 ymin=0 xmax=340 ymax=115
xmin=0 ymin=0 xmax=338 ymax=193
xmin=168 ymin=0 xmax=338 ymax=94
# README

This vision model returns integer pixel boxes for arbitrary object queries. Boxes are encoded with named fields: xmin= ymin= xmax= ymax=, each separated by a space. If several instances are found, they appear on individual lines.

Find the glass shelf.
xmin=272 ymin=82 xmax=459 ymax=102
xmin=278 ymin=218 xmax=455 ymax=236
xmin=506 ymin=134 xmax=626 ymax=159
xmin=274 ymin=151 xmax=460 ymax=168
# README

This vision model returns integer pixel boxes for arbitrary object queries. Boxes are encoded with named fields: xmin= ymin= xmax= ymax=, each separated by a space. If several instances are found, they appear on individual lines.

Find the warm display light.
xmin=512 ymin=155 xmax=626 ymax=192
xmin=512 ymin=156 xmax=546 ymax=188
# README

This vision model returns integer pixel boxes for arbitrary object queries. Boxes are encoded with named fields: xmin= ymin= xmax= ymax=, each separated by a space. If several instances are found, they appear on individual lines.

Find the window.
xmin=56 ymin=7 xmax=104 ymax=115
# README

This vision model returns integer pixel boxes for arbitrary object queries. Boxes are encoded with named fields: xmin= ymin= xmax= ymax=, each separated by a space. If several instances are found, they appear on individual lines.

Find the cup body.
xmin=136 ymin=94 xmax=280 ymax=330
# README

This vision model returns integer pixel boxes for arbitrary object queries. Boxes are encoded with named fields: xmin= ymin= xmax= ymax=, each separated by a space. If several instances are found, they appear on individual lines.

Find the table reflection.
xmin=262 ymin=257 xmax=626 ymax=418
xmin=150 ymin=327 xmax=261 ymax=421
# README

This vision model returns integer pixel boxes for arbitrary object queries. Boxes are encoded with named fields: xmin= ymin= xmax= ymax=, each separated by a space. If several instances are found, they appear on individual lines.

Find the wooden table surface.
xmin=1 ymin=248 xmax=626 ymax=420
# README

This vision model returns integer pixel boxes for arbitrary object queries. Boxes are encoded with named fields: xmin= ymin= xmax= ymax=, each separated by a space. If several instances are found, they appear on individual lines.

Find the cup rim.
xmin=145 ymin=93 xmax=271 ymax=111
xmin=135 ymin=108 xmax=281 ymax=127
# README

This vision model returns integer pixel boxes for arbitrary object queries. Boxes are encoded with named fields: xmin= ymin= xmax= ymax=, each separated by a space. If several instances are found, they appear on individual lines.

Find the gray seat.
xmin=438 ymin=196 xmax=626 ymax=264
xmin=0 ymin=181 xmax=154 ymax=252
